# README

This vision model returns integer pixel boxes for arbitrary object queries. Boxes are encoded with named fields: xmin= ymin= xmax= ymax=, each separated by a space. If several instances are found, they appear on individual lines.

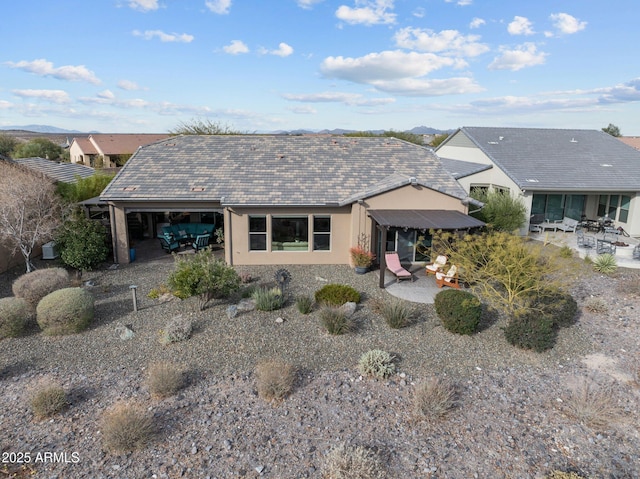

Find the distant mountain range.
xmin=1 ymin=124 xmax=450 ymax=136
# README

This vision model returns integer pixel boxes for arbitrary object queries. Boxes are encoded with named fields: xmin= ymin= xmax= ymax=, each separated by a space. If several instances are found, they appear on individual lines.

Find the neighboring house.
xmin=100 ymin=135 xmax=483 ymax=266
xmin=0 ymin=157 xmax=95 ymax=273
xmin=69 ymin=134 xmax=169 ymax=168
xmin=619 ymin=136 xmax=640 ymax=151
xmin=436 ymin=127 xmax=640 ymax=237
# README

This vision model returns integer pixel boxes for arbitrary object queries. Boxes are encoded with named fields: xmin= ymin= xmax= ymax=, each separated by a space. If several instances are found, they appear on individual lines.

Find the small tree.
xmin=0 ymin=133 xmax=19 ymax=158
xmin=169 ymin=118 xmax=243 ymax=136
xmin=0 ymin=161 xmax=62 ymax=272
xmin=57 ymin=173 xmax=115 ymax=203
xmin=167 ymin=249 xmax=241 ymax=310
xmin=602 ymin=123 xmax=621 ymax=137
xmin=12 ymin=138 xmax=63 ymax=160
xmin=470 ymin=188 xmax=527 ymax=232
xmin=56 ymin=212 xmax=109 ymax=276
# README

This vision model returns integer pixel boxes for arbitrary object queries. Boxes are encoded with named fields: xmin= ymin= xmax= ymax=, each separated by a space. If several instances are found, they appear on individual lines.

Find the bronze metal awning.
xmin=368 ymin=209 xmax=485 ymax=230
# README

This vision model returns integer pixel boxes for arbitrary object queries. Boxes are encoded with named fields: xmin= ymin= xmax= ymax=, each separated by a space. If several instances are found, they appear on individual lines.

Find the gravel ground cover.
xmin=0 ymin=250 xmax=639 ymax=478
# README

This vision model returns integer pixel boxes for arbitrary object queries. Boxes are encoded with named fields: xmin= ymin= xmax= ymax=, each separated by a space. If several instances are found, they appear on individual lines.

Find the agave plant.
xmin=592 ymin=253 xmax=617 ymax=274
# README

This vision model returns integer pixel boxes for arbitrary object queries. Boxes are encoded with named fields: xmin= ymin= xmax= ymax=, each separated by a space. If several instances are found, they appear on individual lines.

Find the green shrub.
xmin=296 ymin=295 xmax=314 ymax=314
xmin=101 ymin=401 xmax=155 ymax=452
xmin=147 ymin=362 xmax=185 ymax=399
xmin=147 ymin=284 xmax=170 ymax=299
xmin=160 ymin=315 xmax=192 ymax=344
xmin=434 ymin=289 xmax=482 ymax=335
xmin=0 ymin=297 xmax=32 ymax=339
xmin=36 ymin=287 xmax=94 ymax=336
xmin=30 ymin=379 xmax=67 ymax=419
xmin=167 ymin=250 xmax=240 ymax=310
xmin=252 ymin=286 xmax=284 ymax=311
xmin=528 ymin=288 xmax=578 ymax=328
xmin=558 ymin=245 xmax=574 ymax=258
xmin=592 ymin=253 xmax=617 ymax=274
xmin=12 ymin=267 xmax=70 ymax=308
xmin=412 ymin=377 xmax=457 ymax=422
xmin=584 ymin=297 xmax=608 ymax=314
xmin=503 ymin=310 xmax=557 ymax=352
xmin=255 ymin=359 xmax=296 ymax=402
xmin=544 ymin=472 xmax=587 ymax=479
xmin=378 ymin=298 xmax=411 ymax=329
xmin=56 ymin=213 xmax=109 ymax=273
xmin=315 ymin=283 xmax=360 ymax=306
xmin=319 ymin=306 xmax=353 ymax=335
xmin=358 ymin=350 xmax=395 ymax=379
xmin=322 ymin=443 xmax=386 ymax=479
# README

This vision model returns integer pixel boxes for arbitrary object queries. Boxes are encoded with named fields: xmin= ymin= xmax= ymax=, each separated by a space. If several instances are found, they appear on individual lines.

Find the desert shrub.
xmin=101 ymin=401 xmax=155 ymax=452
xmin=544 ymin=471 xmax=587 ymax=479
xmin=358 ymin=350 xmax=395 ymax=379
xmin=147 ymin=284 xmax=171 ymax=299
xmin=147 ymin=362 xmax=185 ymax=399
xmin=36 ymin=287 xmax=94 ymax=336
xmin=558 ymin=245 xmax=574 ymax=258
xmin=252 ymin=286 xmax=284 ymax=311
xmin=296 ymin=295 xmax=314 ymax=314
xmin=240 ymin=284 xmax=258 ymax=298
xmin=160 ymin=315 xmax=192 ymax=344
xmin=56 ymin=213 xmax=109 ymax=273
xmin=592 ymin=253 xmax=617 ymax=274
xmin=322 ymin=443 xmax=386 ymax=479
xmin=167 ymin=250 xmax=241 ymax=310
xmin=0 ymin=297 xmax=32 ymax=339
xmin=434 ymin=289 xmax=481 ymax=335
xmin=315 ymin=283 xmax=360 ymax=306
xmin=412 ymin=377 xmax=456 ymax=422
xmin=12 ymin=267 xmax=70 ymax=308
xmin=584 ymin=297 xmax=608 ymax=314
xmin=30 ymin=380 xmax=67 ymax=419
xmin=239 ymin=272 xmax=252 ymax=284
xmin=565 ymin=379 xmax=621 ymax=429
xmin=528 ymin=288 xmax=578 ymax=328
xmin=319 ymin=306 xmax=353 ymax=335
xmin=503 ymin=310 xmax=557 ymax=352
xmin=255 ymin=359 xmax=296 ymax=402
xmin=378 ymin=297 xmax=411 ymax=329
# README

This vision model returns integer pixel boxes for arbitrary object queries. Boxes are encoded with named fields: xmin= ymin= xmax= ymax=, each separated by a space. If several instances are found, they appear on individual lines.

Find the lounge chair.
xmin=192 ymin=234 xmax=210 ymax=252
xmin=436 ymin=265 xmax=460 ymax=289
xmin=158 ymin=236 xmax=180 ymax=253
xmin=385 ymin=252 xmax=414 ymax=282
xmin=425 ymin=255 xmax=447 ymax=275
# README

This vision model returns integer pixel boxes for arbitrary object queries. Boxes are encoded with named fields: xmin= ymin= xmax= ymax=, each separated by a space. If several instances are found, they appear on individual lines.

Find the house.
xmin=436 ymin=127 xmax=640 ymax=237
xmin=619 ymin=136 xmax=640 ymax=151
xmin=69 ymin=134 xmax=169 ymax=168
xmin=99 ymin=135 xmax=484 ymax=266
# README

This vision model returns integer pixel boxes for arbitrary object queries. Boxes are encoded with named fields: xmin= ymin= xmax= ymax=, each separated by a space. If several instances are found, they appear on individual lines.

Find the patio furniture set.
xmin=385 ymin=252 xmax=462 ymax=289
xmin=157 ymin=223 xmax=214 ymax=253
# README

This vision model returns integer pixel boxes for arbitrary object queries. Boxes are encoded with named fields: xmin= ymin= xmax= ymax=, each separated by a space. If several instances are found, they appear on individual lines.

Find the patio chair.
xmin=425 ymin=255 xmax=447 ymax=275
xmin=596 ymin=239 xmax=616 ymax=255
xmin=436 ymin=265 xmax=460 ymax=289
xmin=192 ymin=234 xmax=210 ymax=252
xmin=576 ymin=230 xmax=595 ymax=249
xmin=158 ymin=235 xmax=180 ymax=253
xmin=385 ymin=252 xmax=414 ymax=282
xmin=633 ymin=244 xmax=640 ymax=260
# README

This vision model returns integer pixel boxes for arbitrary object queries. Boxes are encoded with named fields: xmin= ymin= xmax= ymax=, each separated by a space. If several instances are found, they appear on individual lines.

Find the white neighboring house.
xmin=436 ymin=127 xmax=640 ymax=237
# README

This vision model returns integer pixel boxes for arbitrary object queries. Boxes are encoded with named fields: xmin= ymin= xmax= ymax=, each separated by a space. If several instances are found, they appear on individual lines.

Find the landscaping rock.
xmin=339 ymin=301 xmax=357 ymax=317
xmin=237 ymin=298 xmax=256 ymax=312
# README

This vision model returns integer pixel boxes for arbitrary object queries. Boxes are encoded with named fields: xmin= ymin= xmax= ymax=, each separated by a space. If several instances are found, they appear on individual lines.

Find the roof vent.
xmin=498 ymin=136 xmax=504 ymax=141
xmin=191 ymin=187 xmax=206 ymax=192
xmin=600 ymin=163 xmax=613 ymax=167
xmin=122 ymin=186 xmax=138 ymax=191
xmin=570 ymin=138 xmax=578 ymax=143
xmin=487 ymin=141 xmax=499 ymax=145
xmin=409 ymin=177 xmax=417 ymax=186
xmin=525 ymin=179 xmax=539 ymax=183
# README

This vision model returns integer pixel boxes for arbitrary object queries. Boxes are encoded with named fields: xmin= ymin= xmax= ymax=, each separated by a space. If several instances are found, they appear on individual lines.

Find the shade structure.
xmin=368 ymin=209 xmax=485 ymax=231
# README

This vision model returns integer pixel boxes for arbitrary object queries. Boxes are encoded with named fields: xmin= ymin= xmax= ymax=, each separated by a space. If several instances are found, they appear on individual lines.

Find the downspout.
xmin=109 ymin=204 xmax=118 ymax=263
xmin=225 ymin=205 xmax=233 ymax=266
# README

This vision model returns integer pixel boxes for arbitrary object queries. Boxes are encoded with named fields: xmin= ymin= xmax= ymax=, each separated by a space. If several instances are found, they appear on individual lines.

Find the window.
xmin=597 ymin=194 xmax=630 ymax=223
xmin=313 ymin=216 xmax=331 ymax=251
xmin=272 ymin=217 xmax=308 ymax=251
xmin=619 ymin=195 xmax=630 ymax=223
xmin=249 ymin=216 xmax=267 ymax=251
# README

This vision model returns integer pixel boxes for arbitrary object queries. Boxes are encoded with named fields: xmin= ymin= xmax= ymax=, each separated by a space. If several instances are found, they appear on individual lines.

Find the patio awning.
xmin=368 ymin=209 xmax=485 ymax=230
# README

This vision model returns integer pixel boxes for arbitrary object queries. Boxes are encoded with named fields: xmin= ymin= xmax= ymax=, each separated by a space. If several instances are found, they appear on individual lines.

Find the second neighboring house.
xmin=100 ymin=135 xmax=484 ymax=266
xmin=69 ymin=133 xmax=169 ymax=168
xmin=436 ymin=127 xmax=640 ymax=237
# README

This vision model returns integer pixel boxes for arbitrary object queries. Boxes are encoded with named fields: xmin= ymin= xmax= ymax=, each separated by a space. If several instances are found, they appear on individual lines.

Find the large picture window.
xmin=249 ymin=216 xmax=267 ymax=251
xmin=313 ymin=216 xmax=331 ymax=251
xmin=272 ymin=217 xmax=309 ymax=251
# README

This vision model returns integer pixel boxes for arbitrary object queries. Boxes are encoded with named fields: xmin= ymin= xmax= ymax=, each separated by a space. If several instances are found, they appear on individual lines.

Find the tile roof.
xmin=14 ymin=157 xmax=95 ymax=183
xmin=100 ymin=135 xmax=468 ymax=206
xmin=619 ymin=136 xmax=640 ymax=151
xmin=89 ymin=134 xmax=169 ymax=155
xmin=438 ymin=157 xmax=492 ymax=179
xmin=454 ymin=127 xmax=640 ymax=191
xmin=73 ymin=137 xmax=98 ymax=154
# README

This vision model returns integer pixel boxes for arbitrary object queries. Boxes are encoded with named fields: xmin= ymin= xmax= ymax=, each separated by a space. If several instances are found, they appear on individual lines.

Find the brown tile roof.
xmin=89 ymin=134 xmax=169 ymax=155
xmin=619 ymin=136 xmax=640 ymax=151
xmin=101 ymin=135 xmax=468 ymax=206
xmin=73 ymin=137 xmax=98 ymax=154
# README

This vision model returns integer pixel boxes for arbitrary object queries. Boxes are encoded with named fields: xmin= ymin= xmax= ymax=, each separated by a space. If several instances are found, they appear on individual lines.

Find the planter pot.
xmin=354 ymin=266 xmax=369 ymax=274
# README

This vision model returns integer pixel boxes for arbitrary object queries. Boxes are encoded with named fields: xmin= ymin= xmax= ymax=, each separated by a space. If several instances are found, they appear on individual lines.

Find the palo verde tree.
xmin=470 ymin=188 xmax=527 ymax=232
xmin=344 ymin=130 xmax=424 ymax=146
xmin=169 ymin=118 xmax=244 ymax=135
xmin=431 ymin=230 xmax=569 ymax=317
xmin=0 ymin=160 xmax=62 ymax=272
xmin=12 ymin=137 xmax=64 ymax=160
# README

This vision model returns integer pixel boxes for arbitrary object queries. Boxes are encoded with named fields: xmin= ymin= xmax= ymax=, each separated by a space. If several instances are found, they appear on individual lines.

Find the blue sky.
xmin=2 ymin=0 xmax=639 ymax=134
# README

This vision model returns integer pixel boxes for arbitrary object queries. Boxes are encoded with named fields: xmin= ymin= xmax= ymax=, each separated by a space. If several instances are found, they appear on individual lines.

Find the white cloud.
xmin=118 ymin=80 xmax=145 ymax=91
xmin=0 ymin=100 xmax=12 ymax=109
xmin=282 ymin=91 xmax=395 ymax=106
xmin=335 ymin=0 xmax=396 ymax=26
xmin=271 ymin=43 xmax=294 ymax=57
xmin=205 ymin=0 xmax=231 ymax=14
xmin=371 ymin=77 xmax=483 ymax=96
xmin=445 ymin=0 xmax=472 ymax=5
xmin=287 ymin=105 xmax=317 ymax=114
xmin=508 ymin=16 xmax=534 ymax=36
xmin=469 ymin=17 xmax=485 ymax=29
xmin=572 ymin=77 xmax=640 ymax=104
xmin=488 ymin=43 xmax=547 ymax=71
xmin=296 ymin=0 xmax=323 ymax=8
xmin=394 ymin=27 xmax=489 ymax=57
xmin=549 ymin=13 xmax=587 ymax=35
xmin=12 ymin=89 xmax=71 ymax=104
xmin=128 ymin=0 xmax=159 ymax=11
xmin=97 ymin=90 xmax=116 ymax=100
xmin=223 ymin=40 xmax=249 ymax=55
xmin=6 ymin=59 xmax=101 ymax=84
xmin=132 ymin=30 xmax=194 ymax=43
